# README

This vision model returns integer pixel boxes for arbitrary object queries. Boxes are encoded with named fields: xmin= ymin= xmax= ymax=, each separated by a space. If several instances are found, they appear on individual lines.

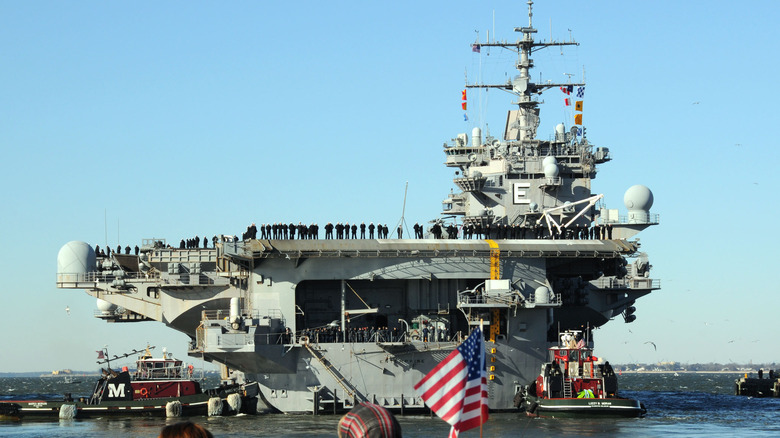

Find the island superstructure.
xmin=56 ymin=1 xmax=659 ymax=414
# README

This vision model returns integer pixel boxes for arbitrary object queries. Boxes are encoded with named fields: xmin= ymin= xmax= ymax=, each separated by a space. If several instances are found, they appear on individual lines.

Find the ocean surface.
xmin=2 ymin=373 xmax=779 ymax=437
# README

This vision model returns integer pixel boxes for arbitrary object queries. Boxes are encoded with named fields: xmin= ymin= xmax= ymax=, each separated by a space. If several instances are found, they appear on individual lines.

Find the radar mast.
xmin=467 ymin=0 xmax=582 ymax=141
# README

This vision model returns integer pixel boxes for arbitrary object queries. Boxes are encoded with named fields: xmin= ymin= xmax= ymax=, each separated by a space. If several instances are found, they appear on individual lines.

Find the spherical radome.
xmin=97 ymin=298 xmax=117 ymax=312
xmin=57 ymin=241 xmax=96 ymax=275
xmin=544 ymin=163 xmax=560 ymax=178
xmin=623 ymin=185 xmax=654 ymax=211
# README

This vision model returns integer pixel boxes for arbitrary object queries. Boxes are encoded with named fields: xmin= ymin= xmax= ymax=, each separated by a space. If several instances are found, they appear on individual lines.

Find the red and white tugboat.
xmin=1 ymin=346 xmax=259 ymax=419
xmin=519 ymin=331 xmax=646 ymax=418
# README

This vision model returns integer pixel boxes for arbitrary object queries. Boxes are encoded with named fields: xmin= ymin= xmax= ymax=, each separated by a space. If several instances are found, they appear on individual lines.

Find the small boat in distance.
xmin=735 ymin=369 xmax=780 ymax=397
xmin=518 ymin=330 xmax=646 ymax=418
xmin=1 ymin=346 xmax=260 ymax=419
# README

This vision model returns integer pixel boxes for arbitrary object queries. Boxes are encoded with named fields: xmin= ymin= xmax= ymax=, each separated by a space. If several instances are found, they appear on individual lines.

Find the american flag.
xmin=414 ymin=326 xmax=488 ymax=438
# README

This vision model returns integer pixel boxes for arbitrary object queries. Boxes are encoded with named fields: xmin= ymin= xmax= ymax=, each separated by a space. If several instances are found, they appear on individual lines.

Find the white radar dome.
xmin=471 ymin=127 xmax=482 ymax=147
xmin=96 ymin=298 xmax=117 ymax=314
xmin=544 ymin=163 xmax=560 ymax=178
xmin=535 ymin=286 xmax=550 ymax=304
xmin=624 ymin=185 xmax=654 ymax=223
xmin=542 ymin=156 xmax=558 ymax=167
xmin=57 ymin=241 xmax=96 ymax=276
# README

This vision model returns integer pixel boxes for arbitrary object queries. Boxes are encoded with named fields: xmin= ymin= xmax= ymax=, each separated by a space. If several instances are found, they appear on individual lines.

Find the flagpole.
xmin=479 ymin=318 xmax=484 ymax=438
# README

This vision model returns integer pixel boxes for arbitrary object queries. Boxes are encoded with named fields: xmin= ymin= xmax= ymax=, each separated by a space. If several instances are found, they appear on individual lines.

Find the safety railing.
xmin=592 ymin=277 xmax=661 ymax=290
xmin=600 ymin=214 xmax=661 ymax=225
xmin=56 ymin=270 xmax=221 ymax=287
xmin=458 ymin=290 xmax=561 ymax=306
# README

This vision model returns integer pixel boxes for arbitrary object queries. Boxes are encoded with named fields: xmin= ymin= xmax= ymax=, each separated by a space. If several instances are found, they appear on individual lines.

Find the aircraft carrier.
xmin=56 ymin=2 xmax=659 ymax=414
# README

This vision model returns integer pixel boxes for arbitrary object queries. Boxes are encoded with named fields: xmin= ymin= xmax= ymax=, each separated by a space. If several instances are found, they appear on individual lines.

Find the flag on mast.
xmin=414 ymin=325 xmax=488 ymax=438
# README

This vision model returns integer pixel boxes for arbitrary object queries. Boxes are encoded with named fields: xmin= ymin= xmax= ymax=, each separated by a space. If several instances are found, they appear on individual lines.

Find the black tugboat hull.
xmin=1 ymin=383 xmax=260 ymax=420
xmin=523 ymin=395 xmax=646 ymax=418
xmin=4 ymin=396 xmax=208 ymax=419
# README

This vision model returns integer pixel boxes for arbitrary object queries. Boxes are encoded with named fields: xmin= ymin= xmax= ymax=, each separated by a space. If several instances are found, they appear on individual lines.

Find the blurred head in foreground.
xmin=159 ymin=421 xmax=214 ymax=438
xmin=338 ymin=402 xmax=402 ymax=438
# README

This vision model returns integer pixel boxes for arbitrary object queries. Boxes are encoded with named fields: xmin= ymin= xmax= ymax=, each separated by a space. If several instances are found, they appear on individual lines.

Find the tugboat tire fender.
xmin=528 ymin=401 xmax=538 ymax=414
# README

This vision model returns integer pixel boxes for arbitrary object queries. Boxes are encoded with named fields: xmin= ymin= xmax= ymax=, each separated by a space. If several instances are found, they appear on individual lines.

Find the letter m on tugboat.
xmin=107 ymin=383 xmax=127 ymax=399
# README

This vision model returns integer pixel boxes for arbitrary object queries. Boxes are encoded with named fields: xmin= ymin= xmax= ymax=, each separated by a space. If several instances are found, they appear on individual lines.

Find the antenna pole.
xmin=395 ymin=182 xmax=409 ymax=238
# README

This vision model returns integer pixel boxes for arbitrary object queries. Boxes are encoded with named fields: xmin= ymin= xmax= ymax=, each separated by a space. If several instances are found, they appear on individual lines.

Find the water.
xmin=2 ymin=373 xmax=779 ymax=437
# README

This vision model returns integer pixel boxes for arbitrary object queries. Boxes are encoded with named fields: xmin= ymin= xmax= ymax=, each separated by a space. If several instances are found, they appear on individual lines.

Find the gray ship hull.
xmin=57 ymin=238 xmax=656 ymax=413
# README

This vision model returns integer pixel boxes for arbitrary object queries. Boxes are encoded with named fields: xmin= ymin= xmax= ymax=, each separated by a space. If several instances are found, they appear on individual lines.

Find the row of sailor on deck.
xmin=94 ymin=245 xmax=141 ymax=257
xmin=95 ymin=219 xmax=617 ymax=259
xmin=92 ymin=220 xmax=617 ymax=261
xmin=461 ymin=222 xmax=613 ymax=240
xmin=243 ymin=223 xmax=320 ymax=240
xmin=238 ymin=220 xmax=616 ymax=241
xmin=283 ymin=323 xmax=452 ymax=344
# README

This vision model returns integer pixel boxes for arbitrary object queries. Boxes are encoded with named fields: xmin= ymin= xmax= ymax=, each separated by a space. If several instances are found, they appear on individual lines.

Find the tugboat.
xmin=1 ymin=346 xmax=260 ymax=419
xmin=519 ymin=330 xmax=646 ymax=418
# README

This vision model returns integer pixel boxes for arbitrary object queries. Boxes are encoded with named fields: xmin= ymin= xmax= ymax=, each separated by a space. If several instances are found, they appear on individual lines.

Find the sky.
xmin=0 ymin=0 xmax=778 ymax=373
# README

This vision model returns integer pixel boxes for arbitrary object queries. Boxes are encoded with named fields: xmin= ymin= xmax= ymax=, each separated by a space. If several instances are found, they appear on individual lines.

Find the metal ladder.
xmin=303 ymin=342 xmax=361 ymax=403
xmin=563 ymin=379 xmax=573 ymax=398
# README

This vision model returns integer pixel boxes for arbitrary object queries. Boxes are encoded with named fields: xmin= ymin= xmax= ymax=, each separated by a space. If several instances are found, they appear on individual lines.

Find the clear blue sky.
xmin=1 ymin=1 xmax=777 ymax=372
